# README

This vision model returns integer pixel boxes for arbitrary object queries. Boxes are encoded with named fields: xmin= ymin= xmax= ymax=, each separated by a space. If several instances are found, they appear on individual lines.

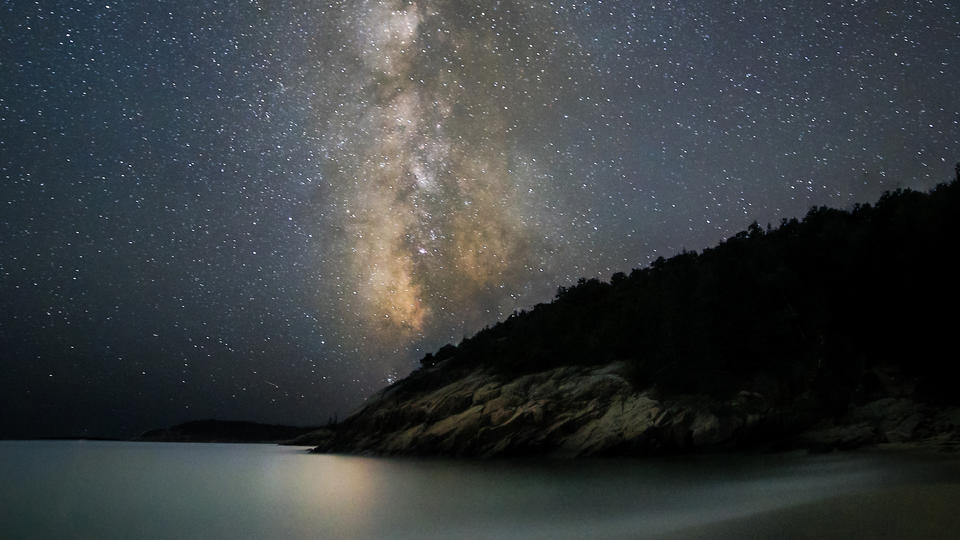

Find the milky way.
xmin=319 ymin=1 xmax=563 ymax=357
xmin=1 ymin=1 xmax=957 ymax=437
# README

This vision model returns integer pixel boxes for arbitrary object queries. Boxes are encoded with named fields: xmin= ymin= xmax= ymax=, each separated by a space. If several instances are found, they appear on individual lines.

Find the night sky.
xmin=1 ymin=1 xmax=957 ymax=438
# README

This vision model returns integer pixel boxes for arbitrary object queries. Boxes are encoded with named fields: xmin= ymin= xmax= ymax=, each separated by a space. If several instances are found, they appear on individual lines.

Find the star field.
xmin=1 ymin=1 xmax=957 ymax=437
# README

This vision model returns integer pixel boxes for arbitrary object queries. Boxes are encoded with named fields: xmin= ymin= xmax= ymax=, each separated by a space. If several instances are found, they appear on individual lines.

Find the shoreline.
xmin=660 ymin=483 xmax=960 ymax=540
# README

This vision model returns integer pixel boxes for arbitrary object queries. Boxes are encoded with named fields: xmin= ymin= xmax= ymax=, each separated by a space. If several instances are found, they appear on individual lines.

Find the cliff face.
xmin=308 ymin=362 xmax=960 ymax=457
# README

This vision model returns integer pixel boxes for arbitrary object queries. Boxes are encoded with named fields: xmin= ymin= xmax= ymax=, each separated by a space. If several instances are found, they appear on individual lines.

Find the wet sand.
xmin=663 ymin=483 xmax=960 ymax=540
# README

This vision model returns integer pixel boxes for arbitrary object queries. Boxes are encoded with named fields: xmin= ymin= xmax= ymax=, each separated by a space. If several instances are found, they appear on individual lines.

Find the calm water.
xmin=1 ymin=440 xmax=958 ymax=539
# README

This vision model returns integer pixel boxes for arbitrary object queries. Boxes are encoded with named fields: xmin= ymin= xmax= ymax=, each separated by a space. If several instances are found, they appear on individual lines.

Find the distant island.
xmin=137 ymin=420 xmax=319 ymax=444
xmin=303 ymin=168 xmax=960 ymax=457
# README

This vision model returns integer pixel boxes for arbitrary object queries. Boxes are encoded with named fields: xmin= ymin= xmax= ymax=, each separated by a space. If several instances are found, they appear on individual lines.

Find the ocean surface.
xmin=1 ymin=440 xmax=958 ymax=539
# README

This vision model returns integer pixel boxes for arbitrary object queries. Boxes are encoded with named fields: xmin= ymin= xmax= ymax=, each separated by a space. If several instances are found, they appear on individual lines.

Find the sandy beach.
xmin=664 ymin=482 xmax=960 ymax=540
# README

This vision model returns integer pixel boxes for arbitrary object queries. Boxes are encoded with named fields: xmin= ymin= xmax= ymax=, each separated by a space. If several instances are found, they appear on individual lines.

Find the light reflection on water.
xmin=0 ymin=441 xmax=957 ymax=539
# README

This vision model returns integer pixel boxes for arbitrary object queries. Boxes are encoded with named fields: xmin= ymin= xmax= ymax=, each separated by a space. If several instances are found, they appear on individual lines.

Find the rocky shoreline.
xmin=295 ymin=361 xmax=960 ymax=457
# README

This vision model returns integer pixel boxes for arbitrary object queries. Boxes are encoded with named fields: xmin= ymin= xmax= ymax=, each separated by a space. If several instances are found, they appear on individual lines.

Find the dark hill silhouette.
xmin=309 ymin=167 xmax=960 ymax=457
xmin=137 ymin=420 xmax=319 ymax=443
xmin=435 ymin=170 xmax=960 ymax=409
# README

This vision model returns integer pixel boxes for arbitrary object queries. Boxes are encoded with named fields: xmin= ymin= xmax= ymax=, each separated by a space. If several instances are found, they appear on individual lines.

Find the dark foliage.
xmin=421 ymin=169 xmax=960 ymax=409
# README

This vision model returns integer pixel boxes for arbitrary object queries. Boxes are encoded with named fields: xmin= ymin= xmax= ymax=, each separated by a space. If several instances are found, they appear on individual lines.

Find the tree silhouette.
xmin=418 ymin=171 xmax=960 ymax=409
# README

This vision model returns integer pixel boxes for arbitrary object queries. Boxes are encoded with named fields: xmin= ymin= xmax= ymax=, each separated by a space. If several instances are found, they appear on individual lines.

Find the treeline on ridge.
xmin=421 ymin=168 xmax=960 ymax=410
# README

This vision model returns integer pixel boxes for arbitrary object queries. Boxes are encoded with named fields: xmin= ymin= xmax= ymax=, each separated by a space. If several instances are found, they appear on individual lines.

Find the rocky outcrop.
xmin=309 ymin=362 xmax=960 ymax=458
xmin=796 ymin=398 xmax=960 ymax=452
xmin=312 ymin=363 xmax=775 ymax=457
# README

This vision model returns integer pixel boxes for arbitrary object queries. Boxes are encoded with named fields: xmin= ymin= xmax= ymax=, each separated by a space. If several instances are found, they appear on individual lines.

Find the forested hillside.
xmin=424 ymin=170 xmax=960 ymax=410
